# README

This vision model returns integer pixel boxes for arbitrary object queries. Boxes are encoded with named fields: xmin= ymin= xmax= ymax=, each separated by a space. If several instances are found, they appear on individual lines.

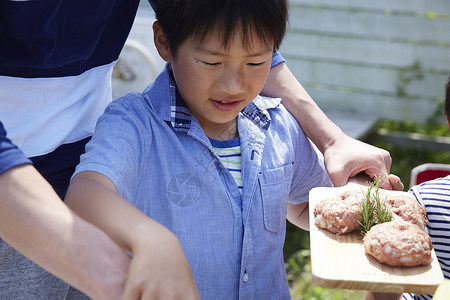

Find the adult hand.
xmin=324 ymin=135 xmax=397 ymax=190
xmin=387 ymin=174 xmax=404 ymax=191
xmin=120 ymin=228 xmax=200 ymax=300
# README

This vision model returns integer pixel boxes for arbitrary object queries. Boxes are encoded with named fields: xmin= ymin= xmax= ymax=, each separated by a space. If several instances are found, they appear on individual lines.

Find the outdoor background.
xmin=112 ymin=1 xmax=450 ymax=299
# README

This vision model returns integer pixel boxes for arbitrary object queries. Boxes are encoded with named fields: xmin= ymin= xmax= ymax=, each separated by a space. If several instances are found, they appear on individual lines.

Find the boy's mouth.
xmin=211 ymin=99 xmax=242 ymax=111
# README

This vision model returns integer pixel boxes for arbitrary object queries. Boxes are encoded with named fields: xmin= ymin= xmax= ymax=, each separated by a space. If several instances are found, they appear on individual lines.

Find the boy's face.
xmin=155 ymin=23 xmax=273 ymax=140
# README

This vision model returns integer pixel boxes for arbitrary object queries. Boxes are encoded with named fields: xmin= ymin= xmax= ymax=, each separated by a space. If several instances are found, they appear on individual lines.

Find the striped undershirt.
xmin=403 ymin=176 xmax=450 ymax=300
xmin=209 ymin=137 xmax=243 ymax=196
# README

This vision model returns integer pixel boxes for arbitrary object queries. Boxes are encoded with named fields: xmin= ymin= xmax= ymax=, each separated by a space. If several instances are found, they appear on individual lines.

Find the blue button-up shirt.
xmin=75 ymin=64 xmax=332 ymax=299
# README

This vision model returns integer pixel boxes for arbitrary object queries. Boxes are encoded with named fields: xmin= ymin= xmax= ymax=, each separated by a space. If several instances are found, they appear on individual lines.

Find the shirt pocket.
xmin=259 ymin=162 xmax=294 ymax=233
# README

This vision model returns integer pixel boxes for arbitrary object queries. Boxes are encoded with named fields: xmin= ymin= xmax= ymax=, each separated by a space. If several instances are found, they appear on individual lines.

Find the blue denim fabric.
xmin=75 ymin=64 xmax=332 ymax=299
xmin=271 ymin=51 xmax=285 ymax=68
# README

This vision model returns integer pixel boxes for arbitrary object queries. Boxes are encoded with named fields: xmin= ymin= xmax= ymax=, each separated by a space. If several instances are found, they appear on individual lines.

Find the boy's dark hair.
xmin=155 ymin=0 xmax=288 ymax=57
xmin=446 ymin=75 xmax=450 ymax=119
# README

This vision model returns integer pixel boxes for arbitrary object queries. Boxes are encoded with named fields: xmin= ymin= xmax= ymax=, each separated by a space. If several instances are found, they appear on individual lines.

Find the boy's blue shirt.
xmin=75 ymin=64 xmax=332 ymax=299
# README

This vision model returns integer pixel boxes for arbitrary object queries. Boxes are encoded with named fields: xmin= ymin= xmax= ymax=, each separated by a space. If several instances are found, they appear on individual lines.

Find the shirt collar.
xmin=168 ymin=68 xmax=192 ymax=132
xmin=240 ymin=95 xmax=282 ymax=131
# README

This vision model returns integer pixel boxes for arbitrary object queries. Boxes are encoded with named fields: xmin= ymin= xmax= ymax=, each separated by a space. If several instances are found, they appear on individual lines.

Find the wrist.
xmin=320 ymin=128 xmax=348 ymax=155
xmin=130 ymin=220 xmax=180 ymax=254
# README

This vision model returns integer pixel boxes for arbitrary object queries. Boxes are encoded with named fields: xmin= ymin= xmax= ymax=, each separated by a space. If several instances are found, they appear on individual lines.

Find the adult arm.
xmin=0 ymin=121 xmax=130 ymax=299
xmin=0 ymin=164 xmax=130 ymax=299
xmin=261 ymin=62 xmax=395 ymax=189
xmin=65 ymin=171 xmax=200 ymax=300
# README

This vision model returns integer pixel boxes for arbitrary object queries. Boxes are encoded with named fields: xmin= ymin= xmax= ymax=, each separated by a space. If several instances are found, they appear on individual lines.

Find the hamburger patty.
xmin=363 ymin=220 xmax=432 ymax=267
xmin=314 ymin=190 xmax=364 ymax=234
xmin=382 ymin=193 xmax=428 ymax=230
xmin=314 ymin=190 xmax=428 ymax=234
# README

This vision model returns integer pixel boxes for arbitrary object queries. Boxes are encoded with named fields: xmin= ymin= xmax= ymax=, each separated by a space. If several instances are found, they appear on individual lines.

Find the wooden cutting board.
xmin=308 ymin=182 xmax=444 ymax=294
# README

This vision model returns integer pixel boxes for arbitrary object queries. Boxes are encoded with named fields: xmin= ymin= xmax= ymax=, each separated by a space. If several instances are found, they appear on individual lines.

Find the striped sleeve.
xmin=404 ymin=176 xmax=450 ymax=300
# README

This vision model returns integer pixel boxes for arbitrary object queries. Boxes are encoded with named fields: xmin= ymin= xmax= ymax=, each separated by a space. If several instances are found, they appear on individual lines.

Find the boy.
xmin=65 ymin=0 xmax=332 ymax=298
xmin=401 ymin=77 xmax=450 ymax=300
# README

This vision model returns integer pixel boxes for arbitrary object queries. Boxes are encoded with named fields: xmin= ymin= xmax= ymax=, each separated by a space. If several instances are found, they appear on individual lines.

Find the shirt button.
xmin=243 ymin=273 xmax=249 ymax=282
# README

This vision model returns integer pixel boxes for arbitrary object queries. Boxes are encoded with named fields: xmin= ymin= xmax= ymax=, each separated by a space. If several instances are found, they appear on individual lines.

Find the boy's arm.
xmin=65 ymin=171 xmax=200 ymax=300
xmin=261 ymin=62 xmax=393 ymax=189
xmin=0 ymin=164 xmax=129 ymax=300
xmin=286 ymin=202 xmax=310 ymax=231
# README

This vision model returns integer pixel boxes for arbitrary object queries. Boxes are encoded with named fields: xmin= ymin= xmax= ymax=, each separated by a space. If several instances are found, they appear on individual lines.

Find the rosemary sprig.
xmin=358 ymin=182 xmax=377 ymax=236
xmin=373 ymin=181 xmax=392 ymax=226
xmin=357 ymin=178 xmax=392 ymax=236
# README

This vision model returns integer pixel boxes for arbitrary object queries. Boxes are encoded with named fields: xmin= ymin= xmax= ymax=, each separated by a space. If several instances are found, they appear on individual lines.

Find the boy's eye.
xmin=201 ymin=61 xmax=220 ymax=66
xmin=247 ymin=62 xmax=266 ymax=67
xmin=198 ymin=60 xmax=266 ymax=67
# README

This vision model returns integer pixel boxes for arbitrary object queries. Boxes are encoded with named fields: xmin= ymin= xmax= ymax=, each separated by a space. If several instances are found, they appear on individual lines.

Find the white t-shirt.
xmin=0 ymin=62 xmax=114 ymax=157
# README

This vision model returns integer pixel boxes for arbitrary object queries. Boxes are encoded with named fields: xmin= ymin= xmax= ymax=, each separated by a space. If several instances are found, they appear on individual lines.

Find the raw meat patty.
xmin=382 ymin=193 xmax=428 ymax=230
xmin=363 ymin=220 xmax=432 ymax=267
xmin=314 ymin=190 xmax=364 ymax=234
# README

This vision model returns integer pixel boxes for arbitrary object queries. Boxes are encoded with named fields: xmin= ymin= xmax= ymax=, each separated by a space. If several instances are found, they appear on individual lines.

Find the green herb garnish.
xmin=357 ymin=178 xmax=392 ymax=236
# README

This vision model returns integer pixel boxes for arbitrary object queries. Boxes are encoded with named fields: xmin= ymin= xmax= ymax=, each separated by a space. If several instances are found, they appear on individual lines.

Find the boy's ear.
xmin=447 ymin=115 xmax=450 ymax=128
xmin=153 ymin=22 xmax=172 ymax=62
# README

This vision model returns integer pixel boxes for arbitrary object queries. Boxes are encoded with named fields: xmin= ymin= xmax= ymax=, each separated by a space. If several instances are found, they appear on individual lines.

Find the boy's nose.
xmin=218 ymin=68 xmax=245 ymax=96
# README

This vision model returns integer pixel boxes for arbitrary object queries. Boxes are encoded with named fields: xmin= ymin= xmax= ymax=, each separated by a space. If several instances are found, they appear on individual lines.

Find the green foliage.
xmin=376 ymin=119 xmax=450 ymax=136
xmin=284 ymin=222 xmax=310 ymax=259
xmin=396 ymin=61 xmax=424 ymax=98
xmin=286 ymin=250 xmax=364 ymax=300
xmin=369 ymin=120 xmax=450 ymax=187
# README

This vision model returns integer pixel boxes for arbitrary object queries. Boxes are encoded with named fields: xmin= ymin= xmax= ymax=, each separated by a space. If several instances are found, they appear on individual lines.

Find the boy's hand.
xmin=121 ymin=227 xmax=200 ymax=300
xmin=324 ymin=135 xmax=395 ymax=189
